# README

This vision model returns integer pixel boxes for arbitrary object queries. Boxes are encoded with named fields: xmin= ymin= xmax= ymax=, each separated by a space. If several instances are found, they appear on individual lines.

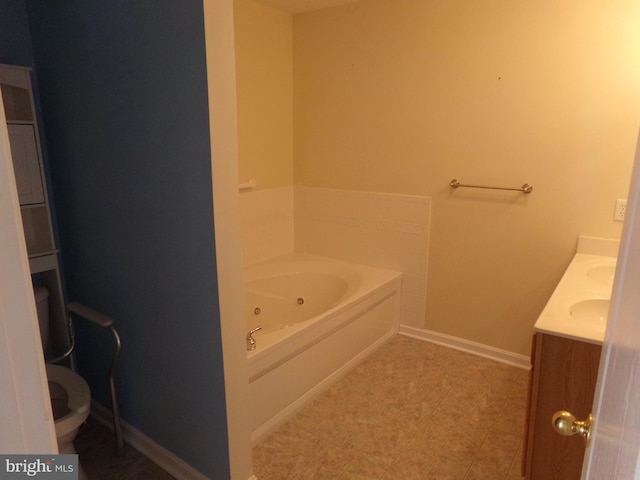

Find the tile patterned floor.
xmin=74 ymin=335 xmax=528 ymax=479
xmin=75 ymin=418 xmax=176 ymax=480
xmin=253 ymin=335 xmax=528 ymax=480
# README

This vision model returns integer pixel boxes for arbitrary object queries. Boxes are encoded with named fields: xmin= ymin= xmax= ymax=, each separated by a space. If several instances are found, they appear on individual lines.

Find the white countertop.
xmin=534 ymin=252 xmax=617 ymax=345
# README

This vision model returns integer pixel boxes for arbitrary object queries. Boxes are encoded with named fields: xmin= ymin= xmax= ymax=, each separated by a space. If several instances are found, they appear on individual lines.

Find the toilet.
xmin=46 ymin=364 xmax=91 ymax=454
xmin=34 ymin=287 xmax=91 ymax=479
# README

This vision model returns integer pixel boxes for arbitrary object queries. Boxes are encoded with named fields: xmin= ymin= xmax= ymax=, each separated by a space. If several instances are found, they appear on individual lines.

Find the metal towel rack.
xmin=450 ymin=178 xmax=533 ymax=194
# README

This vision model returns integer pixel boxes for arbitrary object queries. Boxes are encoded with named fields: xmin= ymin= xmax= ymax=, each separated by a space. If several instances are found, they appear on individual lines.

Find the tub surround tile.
xmin=239 ymin=186 xmax=294 ymax=266
xmin=240 ymin=186 xmax=431 ymax=326
xmin=253 ymin=335 xmax=527 ymax=480
xmin=294 ymin=186 xmax=431 ymax=328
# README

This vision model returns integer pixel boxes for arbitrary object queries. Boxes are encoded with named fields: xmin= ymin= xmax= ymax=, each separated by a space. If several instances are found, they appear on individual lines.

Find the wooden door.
xmin=0 ymin=85 xmax=57 ymax=453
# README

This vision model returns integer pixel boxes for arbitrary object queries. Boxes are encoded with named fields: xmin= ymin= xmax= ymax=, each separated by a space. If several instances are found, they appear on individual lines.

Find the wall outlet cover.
xmin=615 ymin=199 xmax=627 ymax=222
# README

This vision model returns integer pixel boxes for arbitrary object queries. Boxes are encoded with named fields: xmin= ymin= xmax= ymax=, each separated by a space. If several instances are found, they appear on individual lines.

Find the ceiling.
xmin=254 ymin=0 xmax=358 ymax=14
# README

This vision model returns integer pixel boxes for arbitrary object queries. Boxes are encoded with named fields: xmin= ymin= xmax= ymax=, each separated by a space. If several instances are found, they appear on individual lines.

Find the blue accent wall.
xmin=26 ymin=2 xmax=230 ymax=478
xmin=0 ymin=0 xmax=33 ymax=67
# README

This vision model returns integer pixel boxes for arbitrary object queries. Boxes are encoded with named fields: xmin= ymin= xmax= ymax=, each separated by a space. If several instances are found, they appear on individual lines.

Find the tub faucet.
xmin=246 ymin=326 xmax=262 ymax=351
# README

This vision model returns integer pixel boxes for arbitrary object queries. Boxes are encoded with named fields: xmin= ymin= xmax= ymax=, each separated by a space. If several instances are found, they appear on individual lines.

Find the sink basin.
xmin=587 ymin=265 xmax=616 ymax=284
xmin=569 ymin=299 xmax=610 ymax=328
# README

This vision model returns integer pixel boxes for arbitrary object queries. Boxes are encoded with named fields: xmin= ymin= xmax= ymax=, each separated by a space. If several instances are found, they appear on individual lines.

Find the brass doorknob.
xmin=552 ymin=411 xmax=593 ymax=447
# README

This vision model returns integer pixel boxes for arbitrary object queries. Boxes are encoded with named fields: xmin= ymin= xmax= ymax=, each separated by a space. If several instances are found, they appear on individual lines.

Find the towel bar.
xmin=450 ymin=178 xmax=533 ymax=194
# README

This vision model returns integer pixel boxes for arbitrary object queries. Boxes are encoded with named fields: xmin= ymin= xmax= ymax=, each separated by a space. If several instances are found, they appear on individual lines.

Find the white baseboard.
xmin=89 ymin=402 xmax=215 ymax=480
xmin=399 ymin=325 xmax=531 ymax=370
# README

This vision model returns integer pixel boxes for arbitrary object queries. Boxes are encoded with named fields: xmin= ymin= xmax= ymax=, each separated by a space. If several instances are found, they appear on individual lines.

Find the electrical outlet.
xmin=615 ymin=199 xmax=627 ymax=222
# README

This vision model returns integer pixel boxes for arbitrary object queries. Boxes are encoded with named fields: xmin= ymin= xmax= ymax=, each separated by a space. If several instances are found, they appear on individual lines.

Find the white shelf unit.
xmin=1 ymin=64 xmax=70 ymax=360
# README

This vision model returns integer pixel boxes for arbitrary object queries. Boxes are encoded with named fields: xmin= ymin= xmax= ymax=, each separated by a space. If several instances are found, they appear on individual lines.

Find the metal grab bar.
xmin=67 ymin=302 xmax=125 ymax=457
xmin=450 ymin=178 xmax=533 ymax=194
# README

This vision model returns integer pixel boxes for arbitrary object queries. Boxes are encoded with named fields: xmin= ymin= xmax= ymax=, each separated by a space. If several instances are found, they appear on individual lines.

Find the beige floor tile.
xmin=341 ymin=455 xmax=388 ymax=480
xmin=292 ymin=434 xmax=331 ymax=460
xmin=442 ymin=431 xmax=482 ymax=466
xmin=359 ymin=426 xmax=416 ymax=468
xmin=393 ymin=440 xmax=441 ymax=470
xmin=252 ymin=336 xmax=528 ymax=480
xmin=295 ymin=462 xmax=345 ymax=480
xmin=474 ymin=435 xmax=519 ymax=474
xmin=464 ymin=460 xmax=506 ymax=480
xmin=428 ymin=452 xmax=472 ymax=477
xmin=507 ymin=441 xmax=525 ymax=479
xmin=425 ymin=471 xmax=467 ymax=480
xmin=311 ymin=443 xmax=358 ymax=471
xmin=260 ymin=452 xmax=311 ymax=480
xmin=382 ymin=459 xmax=428 ymax=480
xmin=253 ymin=435 xmax=285 ymax=468
xmin=271 ymin=421 xmax=315 ymax=451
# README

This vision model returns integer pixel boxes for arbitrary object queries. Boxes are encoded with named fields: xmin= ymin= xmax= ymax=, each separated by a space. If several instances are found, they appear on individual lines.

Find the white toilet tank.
xmin=34 ymin=286 xmax=50 ymax=351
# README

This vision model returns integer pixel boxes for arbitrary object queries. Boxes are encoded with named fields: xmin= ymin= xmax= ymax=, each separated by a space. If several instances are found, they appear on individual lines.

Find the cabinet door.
xmin=527 ymin=334 xmax=601 ymax=479
xmin=7 ymin=124 xmax=44 ymax=205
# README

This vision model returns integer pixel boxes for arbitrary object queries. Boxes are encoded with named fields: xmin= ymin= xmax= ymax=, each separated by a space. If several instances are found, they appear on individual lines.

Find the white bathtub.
xmin=245 ymin=253 xmax=402 ymax=443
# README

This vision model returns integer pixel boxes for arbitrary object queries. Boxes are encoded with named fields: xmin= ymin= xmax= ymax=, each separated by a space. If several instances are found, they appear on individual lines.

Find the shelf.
xmin=8 ymin=124 xmax=45 ymax=204
xmin=2 ymin=63 xmax=70 ymax=361
xmin=0 ymin=66 xmax=34 ymax=122
xmin=20 ymin=205 xmax=55 ymax=257
xmin=1 ymin=83 xmax=34 ymax=122
xmin=29 ymin=254 xmax=59 ymax=274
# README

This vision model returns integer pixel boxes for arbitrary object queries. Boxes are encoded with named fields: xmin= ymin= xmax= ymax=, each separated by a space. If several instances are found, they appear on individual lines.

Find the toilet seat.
xmin=46 ymin=365 xmax=91 ymax=437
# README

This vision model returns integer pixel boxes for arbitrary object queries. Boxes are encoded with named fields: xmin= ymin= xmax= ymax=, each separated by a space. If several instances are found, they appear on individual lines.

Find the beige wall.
xmin=234 ymin=0 xmax=294 ymax=189
xmin=293 ymin=0 xmax=640 ymax=355
xmin=234 ymin=0 xmax=640 ymax=356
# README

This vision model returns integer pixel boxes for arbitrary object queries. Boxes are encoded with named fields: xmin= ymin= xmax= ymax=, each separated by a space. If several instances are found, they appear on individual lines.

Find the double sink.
xmin=535 ymin=252 xmax=617 ymax=344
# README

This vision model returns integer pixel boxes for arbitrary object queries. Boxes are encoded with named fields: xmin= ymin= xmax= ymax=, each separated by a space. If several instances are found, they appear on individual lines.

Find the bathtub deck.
xmin=252 ymin=334 xmax=527 ymax=480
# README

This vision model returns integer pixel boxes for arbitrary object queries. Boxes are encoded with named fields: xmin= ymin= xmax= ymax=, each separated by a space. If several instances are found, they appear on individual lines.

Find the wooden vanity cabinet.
xmin=523 ymin=332 xmax=601 ymax=480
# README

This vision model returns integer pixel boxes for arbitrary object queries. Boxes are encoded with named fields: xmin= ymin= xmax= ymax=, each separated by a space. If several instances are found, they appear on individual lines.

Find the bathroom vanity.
xmin=523 ymin=239 xmax=617 ymax=480
xmin=524 ymin=332 xmax=601 ymax=479
xmin=0 ymin=64 xmax=69 ymax=357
